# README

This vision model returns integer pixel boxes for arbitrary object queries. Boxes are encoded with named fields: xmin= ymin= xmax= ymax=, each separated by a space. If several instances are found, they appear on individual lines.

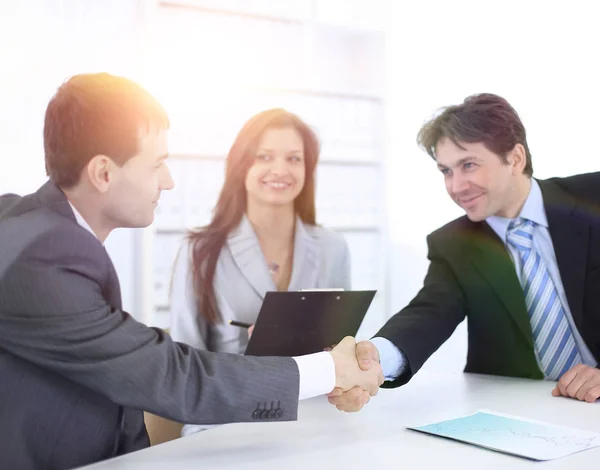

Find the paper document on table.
xmin=407 ymin=409 xmax=600 ymax=461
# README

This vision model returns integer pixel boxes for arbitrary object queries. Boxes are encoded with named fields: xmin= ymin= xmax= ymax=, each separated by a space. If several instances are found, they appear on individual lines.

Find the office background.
xmin=1 ymin=0 xmax=599 ymax=374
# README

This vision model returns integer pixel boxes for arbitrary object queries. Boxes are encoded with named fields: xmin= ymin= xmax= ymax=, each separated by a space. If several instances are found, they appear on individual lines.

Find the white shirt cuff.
xmin=181 ymin=424 xmax=220 ymax=437
xmin=370 ymin=337 xmax=406 ymax=381
xmin=292 ymin=351 xmax=336 ymax=400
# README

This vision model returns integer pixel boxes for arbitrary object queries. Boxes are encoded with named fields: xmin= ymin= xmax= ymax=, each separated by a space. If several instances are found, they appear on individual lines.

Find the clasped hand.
xmin=328 ymin=339 xmax=382 ymax=412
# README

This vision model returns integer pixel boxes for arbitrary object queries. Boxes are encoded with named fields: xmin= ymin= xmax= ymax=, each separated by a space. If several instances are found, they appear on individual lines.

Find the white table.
xmin=80 ymin=370 xmax=600 ymax=469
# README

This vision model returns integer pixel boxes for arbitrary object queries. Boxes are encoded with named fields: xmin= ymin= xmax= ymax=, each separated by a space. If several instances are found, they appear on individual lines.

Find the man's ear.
xmin=85 ymin=155 xmax=115 ymax=193
xmin=508 ymin=143 xmax=527 ymax=175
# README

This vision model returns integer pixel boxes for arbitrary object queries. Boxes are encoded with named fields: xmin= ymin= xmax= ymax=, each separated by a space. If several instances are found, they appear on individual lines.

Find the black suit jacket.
xmin=0 ymin=182 xmax=300 ymax=470
xmin=378 ymin=172 xmax=600 ymax=387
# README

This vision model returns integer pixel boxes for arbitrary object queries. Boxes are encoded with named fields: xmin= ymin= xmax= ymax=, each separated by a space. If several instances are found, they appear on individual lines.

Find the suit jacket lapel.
xmin=35 ymin=180 xmax=78 ymax=222
xmin=226 ymin=216 xmax=320 ymax=296
xmin=288 ymin=219 xmax=319 ymax=291
xmin=539 ymin=179 xmax=589 ymax=328
xmin=104 ymin=254 xmax=123 ymax=310
xmin=227 ymin=215 xmax=275 ymax=298
xmin=468 ymin=221 xmax=535 ymax=348
xmin=37 ymin=180 xmax=124 ymax=310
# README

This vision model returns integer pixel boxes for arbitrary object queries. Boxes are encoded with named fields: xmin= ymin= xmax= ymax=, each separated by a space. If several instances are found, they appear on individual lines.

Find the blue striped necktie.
xmin=506 ymin=218 xmax=581 ymax=380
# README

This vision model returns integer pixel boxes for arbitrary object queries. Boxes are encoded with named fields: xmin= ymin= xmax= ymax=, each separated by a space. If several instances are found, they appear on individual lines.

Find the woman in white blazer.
xmin=169 ymin=109 xmax=350 ymax=435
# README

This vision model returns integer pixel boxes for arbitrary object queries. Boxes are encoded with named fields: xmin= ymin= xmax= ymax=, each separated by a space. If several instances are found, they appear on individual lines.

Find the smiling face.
xmin=436 ymin=137 xmax=529 ymax=221
xmin=99 ymin=126 xmax=173 ymax=229
xmin=244 ymin=126 xmax=306 ymax=209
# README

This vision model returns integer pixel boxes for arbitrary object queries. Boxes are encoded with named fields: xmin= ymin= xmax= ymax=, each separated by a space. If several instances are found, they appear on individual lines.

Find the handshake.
xmin=327 ymin=337 xmax=383 ymax=412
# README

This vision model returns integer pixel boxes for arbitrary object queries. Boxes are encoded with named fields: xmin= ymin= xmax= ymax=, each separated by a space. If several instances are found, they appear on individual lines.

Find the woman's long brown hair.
xmin=187 ymin=108 xmax=320 ymax=325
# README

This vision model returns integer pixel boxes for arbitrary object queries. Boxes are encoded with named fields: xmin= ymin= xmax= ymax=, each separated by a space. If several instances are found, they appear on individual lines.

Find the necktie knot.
xmin=507 ymin=218 xmax=535 ymax=251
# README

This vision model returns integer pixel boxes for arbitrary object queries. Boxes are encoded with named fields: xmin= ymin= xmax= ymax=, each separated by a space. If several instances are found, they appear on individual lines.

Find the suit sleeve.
xmin=0 ymin=228 xmax=300 ymax=424
xmin=375 ymin=234 xmax=467 ymax=387
xmin=0 ymin=194 xmax=21 ymax=218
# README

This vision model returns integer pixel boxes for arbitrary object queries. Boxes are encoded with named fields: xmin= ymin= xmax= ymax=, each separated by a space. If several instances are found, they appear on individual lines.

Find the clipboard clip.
xmin=298 ymin=288 xmax=345 ymax=292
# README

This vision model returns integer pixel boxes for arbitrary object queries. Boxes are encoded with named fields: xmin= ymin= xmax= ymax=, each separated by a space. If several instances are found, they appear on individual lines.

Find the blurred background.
xmin=1 ymin=0 xmax=599 ymax=373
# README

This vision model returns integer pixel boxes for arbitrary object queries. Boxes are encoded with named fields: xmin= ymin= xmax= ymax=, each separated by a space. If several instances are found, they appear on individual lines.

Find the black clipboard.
xmin=244 ymin=290 xmax=376 ymax=357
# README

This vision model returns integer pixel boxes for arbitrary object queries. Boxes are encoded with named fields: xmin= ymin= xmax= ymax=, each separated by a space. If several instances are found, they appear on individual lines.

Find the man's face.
xmin=436 ymin=137 xmax=522 ymax=221
xmin=104 ymin=127 xmax=174 ymax=229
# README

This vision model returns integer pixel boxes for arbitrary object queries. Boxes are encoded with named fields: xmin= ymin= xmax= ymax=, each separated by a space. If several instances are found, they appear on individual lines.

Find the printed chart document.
xmin=408 ymin=409 xmax=600 ymax=461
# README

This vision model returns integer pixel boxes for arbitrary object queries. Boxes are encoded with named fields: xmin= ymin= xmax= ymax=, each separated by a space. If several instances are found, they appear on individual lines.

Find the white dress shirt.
xmin=68 ymin=201 xmax=97 ymax=238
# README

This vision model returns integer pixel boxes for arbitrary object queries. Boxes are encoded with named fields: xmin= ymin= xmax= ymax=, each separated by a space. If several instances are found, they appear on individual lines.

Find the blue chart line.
xmin=409 ymin=411 xmax=600 ymax=461
xmin=426 ymin=423 xmax=597 ymax=449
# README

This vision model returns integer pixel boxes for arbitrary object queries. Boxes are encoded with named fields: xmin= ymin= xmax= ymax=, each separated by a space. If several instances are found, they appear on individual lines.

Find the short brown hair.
xmin=44 ymin=73 xmax=169 ymax=188
xmin=417 ymin=93 xmax=533 ymax=176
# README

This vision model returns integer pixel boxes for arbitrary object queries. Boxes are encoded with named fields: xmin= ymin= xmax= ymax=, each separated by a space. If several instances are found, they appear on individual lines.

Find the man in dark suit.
xmin=0 ymin=73 xmax=383 ymax=470
xmin=329 ymin=93 xmax=600 ymax=411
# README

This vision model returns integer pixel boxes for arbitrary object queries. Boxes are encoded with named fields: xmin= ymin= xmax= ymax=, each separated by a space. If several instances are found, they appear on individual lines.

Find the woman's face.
xmin=245 ymin=126 xmax=306 ymax=209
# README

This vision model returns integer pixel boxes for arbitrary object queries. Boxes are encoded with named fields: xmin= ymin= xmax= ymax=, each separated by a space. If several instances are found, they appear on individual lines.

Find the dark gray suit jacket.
xmin=377 ymin=173 xmax=600 ymax=387
xmin=0 ymin=181 xmax=300 ymax=470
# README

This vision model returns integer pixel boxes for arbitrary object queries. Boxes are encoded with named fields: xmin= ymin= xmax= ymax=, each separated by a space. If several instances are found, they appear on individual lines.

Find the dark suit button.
xmin=275 ymin=409 xmax=282 ymax=419
xmin=260 ymin=410 xmax=269 ymax=419
xmin=252 ymin=410 xmax=261 ymax=420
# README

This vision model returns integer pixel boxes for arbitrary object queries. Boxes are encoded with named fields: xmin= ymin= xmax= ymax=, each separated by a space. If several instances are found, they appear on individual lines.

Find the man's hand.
xmin=328 ymin=340 xmax=381 ymax=412
xmin=552 ymin=364 xmax=600 ymax=403
xmin=329 ymin=337 xmax=383 ymax=399
xmin=247 ymin=324 xmax=255 ymax=339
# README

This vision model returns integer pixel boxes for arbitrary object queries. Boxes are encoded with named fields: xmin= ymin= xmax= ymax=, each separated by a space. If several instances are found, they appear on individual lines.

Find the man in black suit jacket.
xmin=0 ymin=73 xmax=383 ymax=470
xmin=329 ymin=93 xmax=600 ymax=411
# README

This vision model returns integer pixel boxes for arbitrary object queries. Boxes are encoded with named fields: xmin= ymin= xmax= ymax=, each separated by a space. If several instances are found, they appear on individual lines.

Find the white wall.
xmin=384 ymin=0 xmax=600 ymax=372
xmin=0 ymin=0 xmax=148 ymax=311
xmin=0 ymin=0 xmax=390 ymax=325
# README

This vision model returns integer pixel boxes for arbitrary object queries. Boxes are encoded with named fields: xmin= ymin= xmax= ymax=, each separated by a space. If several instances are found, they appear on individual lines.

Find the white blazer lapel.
xmin=288 ymin=218 xmax=320 ymax=291
xmin=227 ymin=215 xmax=275 ymax=298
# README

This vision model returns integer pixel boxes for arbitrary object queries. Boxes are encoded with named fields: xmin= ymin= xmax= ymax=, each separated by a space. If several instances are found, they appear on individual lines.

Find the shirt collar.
xmin=486 ymin=178 xmax=548 ymax=242
xmin=67 ymin=200 xmax=99 ymax=240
